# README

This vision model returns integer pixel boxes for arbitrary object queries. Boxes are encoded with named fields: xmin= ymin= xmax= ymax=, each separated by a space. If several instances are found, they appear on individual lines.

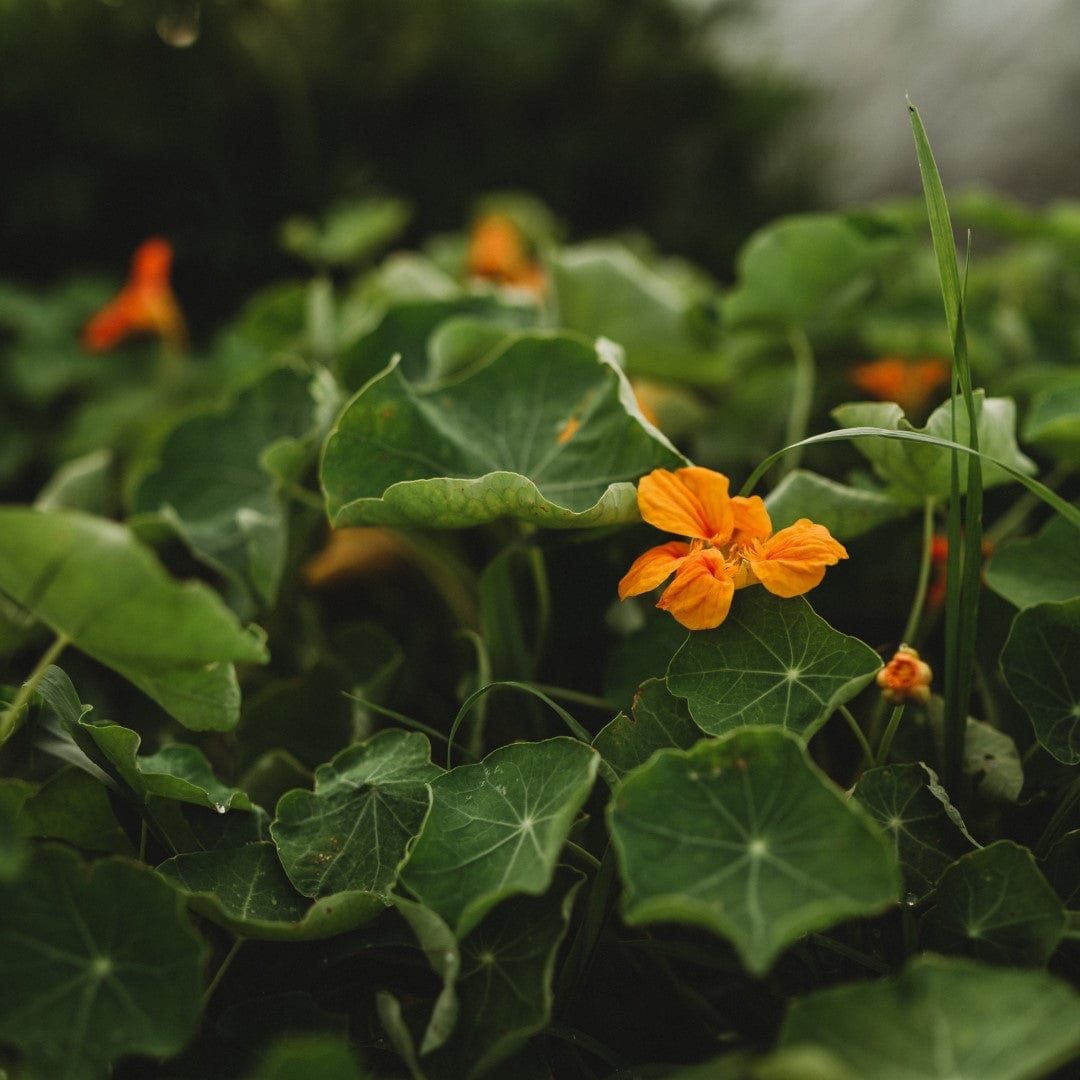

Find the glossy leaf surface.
xmin=609 ymin=729 xmax=899 ymax=974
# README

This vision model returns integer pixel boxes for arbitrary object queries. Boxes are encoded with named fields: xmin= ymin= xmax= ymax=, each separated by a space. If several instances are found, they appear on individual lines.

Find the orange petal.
xmin=302 ymin=527 xmax=405 ymax=587
xmin=637 ymin=466 xmax=733 ymax=543
xmin=850 ymin=356 xmax=950 ymax=415
xmin=656 ymin=548 xmax=736 ymax=630
xmin=746 ymin=518 xmax=848 ymax=598
xmin=618 ymin=540 xmax=692 ymax=599
xmin=730 ymin=495 xmax=772 ymax=544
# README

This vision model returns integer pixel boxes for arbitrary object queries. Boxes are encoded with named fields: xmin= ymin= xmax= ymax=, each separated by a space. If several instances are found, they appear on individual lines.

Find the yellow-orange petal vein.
xmin=656 ymin=548 xmax=737 ymax=630
xmin=745 ymin=518 xmax=848 ymax=598
xmin=637 ymin=466 xmax=733 ymax=543
xmin=618 ymin=540 xmax=693 ymax=599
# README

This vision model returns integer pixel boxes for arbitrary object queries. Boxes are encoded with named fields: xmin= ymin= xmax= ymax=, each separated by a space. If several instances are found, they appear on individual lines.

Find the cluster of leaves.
xmin=3 ymin=132 xmax=1080 ymax=1078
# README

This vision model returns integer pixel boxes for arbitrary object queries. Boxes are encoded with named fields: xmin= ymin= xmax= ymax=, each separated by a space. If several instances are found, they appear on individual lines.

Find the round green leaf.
xmin=666 ymin=591 xmax=882 ymax=741
xmin=1000 ymin=598 xmax=1080 ymax=763
xmin=132 ymin=367 xmax=335 ymax=609
xmin=0 ymin=508 xmax=268 ymax=730
xmin=722 ymin=215 xmax=877 ymax=332
xmin=764 ymin=469 xmax=904 ymax=540
xmin=922 ymin=840 xmax=1066 ymax=966
xmin=852 ymin=763 xmax=976 ymax=902
xmin=321 ymin=333 xmax=685 ymax=529
xmin=0 ymin=844 xmax=205 ymax=1080
xmin=608 ymin=729 xmax=900 ymax=974
xmin=400 ymin=737 xmax=599 ymax=937
xmin=592 ymin=677 xmax=703 ymax=785
xmin=157 ymin=842 xmax=384 ymax=941
xmin=985 ymin=510 xmax=1080 ymax=609
xmin=780 ymin=954 xmax=1080 ymax=1080
xmin=1023 ymin=380 xmax=1080 ymax=460
xmin=831 ymin=394 xmax=1036 ymax=506
xmin=247 ymin=1034 xmax=367 ymax=1080
xmin=271 ymin=729 xmax=440 ymax=900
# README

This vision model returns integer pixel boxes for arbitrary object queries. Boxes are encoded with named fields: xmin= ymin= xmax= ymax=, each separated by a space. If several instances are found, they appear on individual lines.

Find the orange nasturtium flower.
xmin=618 ymin=466 xmax=848 ymax=631
xmin=876 ymin=645 xmax=933 ymax=705
xmin=849 ymin=356 xmax=950 ymax=415
xmin=82 ymin=237 xmax=188 ymax=353
xmin=466 ymin=212 xmax=545 ymax=294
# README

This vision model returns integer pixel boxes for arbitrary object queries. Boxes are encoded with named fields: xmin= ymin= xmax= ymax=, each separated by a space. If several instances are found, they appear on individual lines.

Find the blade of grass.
xmin=909 ymin=100 xmax=981 ymax=791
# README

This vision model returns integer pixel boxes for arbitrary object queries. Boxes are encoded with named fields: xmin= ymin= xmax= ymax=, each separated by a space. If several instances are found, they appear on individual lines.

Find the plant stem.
xmin=1035 ymin=772 xmax=1080 ymax=859
xmin=901 ymin=497 xmax=937 ymax=647
xmin=201 ymin=938 xmax=244 ymax=1010
xmin=780 ymin=325 xmax=815 ymax=478
xmin=0 ymin=633 xmax=70 ymax=748
xmin=555 ymin=842 xmax=618 ymax=1014
xmin=984 ymin=462 xmax=1075 ymax=548
xmin=838 ymin=705 xmax=874 ymax=768
xmin=875 ymin=705 xmax=906 ymax=767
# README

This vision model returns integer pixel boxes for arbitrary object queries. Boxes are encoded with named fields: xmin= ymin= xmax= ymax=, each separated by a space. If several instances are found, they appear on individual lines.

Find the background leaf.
xmin=985 ymin=510 xmax=1080 ymax=609
xmin=609 ymin=728 xmax=899 ymax=974
xmin=0 ymin=844 xmax=205 ymax=1080
xmin=400 ymin=737 xmax=598 ymax=937
xmin=764 ymin=469 xmax=905 ymax=540
xmin=271 ymin=729 xmax=440 ymax=900
xmin=1000 ymin=598 xmax=1080 ymax=763
xmin=922 ymin=840 xmax=1066 ymax=966
xmin=0 ymin=508 xmax=267 ymax=730
xmin=779 ymin=954 xmax=1080 ymax=1080
xmin=830 ymin=395 xmax=1036 ymax=506
xmin=852 ymin=763 xmax=976 ymax=902
xmin=321 ymin=333 xmax=685 ymax=529
xmin=157 ymin=842 xmax=385 ymax=941
xmin=666 ymin=591 xmax=881 ymax=741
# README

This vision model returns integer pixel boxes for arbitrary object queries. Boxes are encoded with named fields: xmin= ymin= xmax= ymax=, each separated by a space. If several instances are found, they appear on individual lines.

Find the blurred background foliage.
xmin=2 ymin=0 xmax=816 ymax=334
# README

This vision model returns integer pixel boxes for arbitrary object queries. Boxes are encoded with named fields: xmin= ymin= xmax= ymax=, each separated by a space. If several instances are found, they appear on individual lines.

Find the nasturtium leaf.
xmin=962 ymin=717 xmax=1023 ymax=802
xmin=157 ymin=842 xmax=384 ymax=941
xmin=1023 ymin=380 xmax=1080 ymax=459
xmin=1042 ymin=830 xmax=1080 ymax=907
xmin=272 ymin=729 xmax=440 ymax=900
xmin=985 ymin=510 xmax=1080 ymax=609
xmin=420 ymin=867 xmax=583 ymax=1080
xmin=831 ymin=394 xmax=1036 ymax=506
xmin=0 ymin=779 xmax=33 ymax=881
xmin=1000 ymin=598 xmax=1080 ymax=763
xmin=592 ymin=677 xmax=703 ymax=785
xmin=247 ymin=1034 xmax=367 ymax=1080
xmin=609 ymin=729 xmax=900 ymax=975
xmin=132 ymin=366 xmax=335 ymax=609
xmin=852 ymin=763 xmax=976 ymax=902
xmin=0 ymin=508 xmax=268 ymax=730
xmin=21 ymin=766 xmax=132 ymax=855
xmin=779 ymin=954 xmax=1080 ymax=1080
xmin=280 ymin=195 xmax=410 ymax=268
xmin=339 ymin=296 xmax=535 ymax=390
xmin=321 ymin=333 xmax=685 ymax=530
xmin=0 ymin=844 xmax=205 ymax=1080
xmin=35 ymin=447 xmax=114 ymax=515
xmin=400 ymin=737 xmax=599 ymax=937
xmin=79 ymin=719 xmax=252 ymax=813
xmin=723 ymin=215 xmax=877 ymax=332
xmin=764 ymin=469 xmax=904 ymax=540
xmin=427 ymin=316 xmax=532 ymax=381
xmin=550 ymin=242 xmax=724 ymax=381
xmin=666 ymin=592 xmax=881 ymax=741
xmin=923 ymin=840 xmax=1065 ymax=966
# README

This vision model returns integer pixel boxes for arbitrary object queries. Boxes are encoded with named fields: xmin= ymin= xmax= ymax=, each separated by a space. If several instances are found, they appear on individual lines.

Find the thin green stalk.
xmin=0 ymin=634 xmax=70 ymax=748
xmin=875 ymin=705 xmax=906 ymax=767
xmin=779 ymin=325 xmax=816 ymax=479
xmin=533 ymin=684 xmax=614 ymax=712
xmin=1035 ymin=772 xmax=1080 ymax=859
xmin=201 ymin=938 xmax=244 ymax=1010
xmin=984 ymin=462 xmax=1075 ymax=547
xmin=901 ymin=497 xmax=937 ymax=647
xmin=555 ymin=842 xmax=618 ymax=1014
xmin=396 ymin=530 xmax=480 ymax=631
xmin=838 ymin=704 xmax=874 ymax=767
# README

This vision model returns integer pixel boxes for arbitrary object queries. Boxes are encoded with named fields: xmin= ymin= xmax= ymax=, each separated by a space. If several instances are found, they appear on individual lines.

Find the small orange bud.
xmin=876 ymin=644 xmax=933 ymax=705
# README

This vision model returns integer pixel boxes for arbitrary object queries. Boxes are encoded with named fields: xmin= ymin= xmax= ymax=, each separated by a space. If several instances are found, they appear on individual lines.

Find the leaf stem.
xmin=0 ymin=634 xmax=70 ymax=748
xmin=201 ymin=937 xmax=244 ymax=1010
xmin=780 ymin=325 xmax=816 ymax=479
xmin=838 ymin=705 xmax=874 ymax=767
xmin=875 ymin=705 xmax=906 ymax=767
xmin=983 ymin=462 xmax=1075 ymax=547
xmin=901 ymin=497 xmax=937 ymax=647
xmin=1035 ymin=772 xmax=1080 ymax=859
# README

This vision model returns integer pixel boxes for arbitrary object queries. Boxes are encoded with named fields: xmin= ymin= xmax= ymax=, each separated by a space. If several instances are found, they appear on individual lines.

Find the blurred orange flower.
xmin=466 ymin=213 xmax=545 ymax=293
xmin=849 ymin=356 xmax=949 ymax=415
xmin=302 ymin=527 xmax=405 ymax=588
xmin=82 ymin=237 xmax=188 ymax=353
xmin=876 ymin=644 xmax=932 ymax=705
xmin=618 ymin=466 xmax=847 ymax=630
